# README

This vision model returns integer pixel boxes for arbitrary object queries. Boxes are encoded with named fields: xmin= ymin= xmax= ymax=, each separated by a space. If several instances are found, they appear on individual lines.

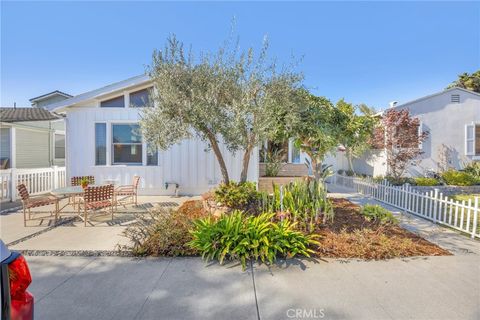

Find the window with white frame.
xmin=112 ymin=124 xmax=142 ymax=164
xmin=100 ymin=95 xmax=125 ymax=108
xmin=466 ymin=123 xmax=480 ymax=156
xmin=54 ymin=133 xmax=65 ymax=159
xmin=95 ymin=123 xmax=107 ymax=165
xmin=130 ymin=88 xmax=152 ymax=108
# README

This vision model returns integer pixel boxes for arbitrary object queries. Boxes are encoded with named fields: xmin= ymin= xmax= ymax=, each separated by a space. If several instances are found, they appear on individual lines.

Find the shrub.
xmin=264 ymin=149 xmax=284 ymax=177
xmin=414 ymin=177 xmax=440 ymax=186
xmin=214 ymin=181 xmax=260 ymax=210
xmin=188 ymin=211 xmax=319 ymax=269
xmin=337 ymin=169 xmax=345 ymax=175
xmin=360 ymin=204 xmax=398 ymax=224
xmin=441 ymin=170 xmax=478 ymax=186
xmin=463 ymin=162 xmax=480 ymax=179
xmin=385 ymin=176 xmax=416 ymax=186
xmin=120 ymin=207 xmax=205 ymax=256
xmin=262 ymin=179 xmax=334 ymax=232
xmin=345 ymin=169 xmax=355 ymax=176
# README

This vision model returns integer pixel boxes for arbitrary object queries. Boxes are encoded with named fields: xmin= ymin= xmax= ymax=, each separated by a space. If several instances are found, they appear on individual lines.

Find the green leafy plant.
xmin=462 ymin=162 xmax=480 ymax=179
xmin=360 ymin=204 xmax=398 ymax=224
xmin=264 ymin=149 xmax=284 ymax=177
xmin=214 ymin=181 xmax=260 ymax=210
xmin=262 ymin=180 xmax=334 ymax=232
xmin=188 ymin=211 xmax=319 ymax=270
xmin=441 ymin=170 xmax=478 ymax=186
xmin=414 ymin=177 xmax=440 ymax=186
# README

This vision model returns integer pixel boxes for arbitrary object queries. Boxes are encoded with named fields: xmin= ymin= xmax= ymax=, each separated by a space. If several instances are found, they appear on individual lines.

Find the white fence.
xmin=0 ymin=166 xmax=66 ymax=202
xmin=332 ymin=174 xmax=480 ymax=239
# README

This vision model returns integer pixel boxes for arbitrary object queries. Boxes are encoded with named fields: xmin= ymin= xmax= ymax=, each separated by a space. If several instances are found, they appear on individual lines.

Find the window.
xmin=291 ymin=143 xmax=301 ymax=164
xmin=130 ymin=88 xmax=152 ymax=108
xmin=147 ymin=144 xmax=158 ymax=166
xmin=466 ymin=124 xmax=480 ymax=156
xmin=95 ymin=123 xmax=107 ymax=165
xmin=100 ymin=96 xmax=125 ymax=108
xmin=54 ymin=134 xmax=65 ymax=159
xmin=112 ymin=124 xmax=142 ymax=164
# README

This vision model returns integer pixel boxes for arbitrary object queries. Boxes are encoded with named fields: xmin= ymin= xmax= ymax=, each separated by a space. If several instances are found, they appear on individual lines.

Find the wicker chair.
xmin=77 ymin=184 xmax=114 ymax=226
xmin=16 ymin=184 xmax=59 ymax=227
xmin=114 ymin=176 xmax=140 ymax=208
xmin=71 ymin=176 xmax=95 ymax=186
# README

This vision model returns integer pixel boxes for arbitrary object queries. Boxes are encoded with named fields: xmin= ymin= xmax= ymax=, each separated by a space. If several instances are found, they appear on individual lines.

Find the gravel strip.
xmin=18 ymin=249 xmax=134 ymax=257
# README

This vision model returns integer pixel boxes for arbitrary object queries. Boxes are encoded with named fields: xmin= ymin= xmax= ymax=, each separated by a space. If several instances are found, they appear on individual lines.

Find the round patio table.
xmin=51 ymin=186 xmax=86 ymax=214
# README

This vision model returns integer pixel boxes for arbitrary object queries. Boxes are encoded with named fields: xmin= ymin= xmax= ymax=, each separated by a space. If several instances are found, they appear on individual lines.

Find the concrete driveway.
xmin=27 ymin=255 xmax=479 ymax=320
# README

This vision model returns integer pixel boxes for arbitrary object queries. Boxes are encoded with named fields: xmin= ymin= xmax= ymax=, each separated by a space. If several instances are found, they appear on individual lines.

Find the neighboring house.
xmin=30 ymin=90 xmax=73 ymax=108
xmin=0 ymin=107 xmax=66 ymax=169
xmin=348 ymin=87 xmax=480 ymax=177
xmin=45 ymin=75 xmax=259 ymax=195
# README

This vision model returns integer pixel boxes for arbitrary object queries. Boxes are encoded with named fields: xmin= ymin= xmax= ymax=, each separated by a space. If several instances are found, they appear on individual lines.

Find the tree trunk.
xmin=308 ymin=153 xmax=322 ymax=181
xmin=346 ymin=149 xmax=355 ymax=174
xmin=240 ymin=135 xmax=255 ymax=183
xmin=206 ymin=132 xmax=230 ymax=184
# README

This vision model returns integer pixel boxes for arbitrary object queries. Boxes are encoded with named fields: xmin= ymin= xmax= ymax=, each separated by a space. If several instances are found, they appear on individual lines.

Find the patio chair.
xmin=16 ymin=184 xmax=59 ymax=227
xmin=77 ymin=184 xmax=114 ymax=226
xmin=71 ymin=176 xmax=95 ymax=186
xmin=114 ymin=176 xmax=140 ymax=208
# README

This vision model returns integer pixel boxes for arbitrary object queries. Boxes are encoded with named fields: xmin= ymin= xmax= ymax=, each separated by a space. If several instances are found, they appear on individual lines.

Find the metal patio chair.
xmin=114 ymin=176 xmax=140 ymax=208
xmin=16 ymin=184 xmax=59 ymax=227
xmin=77 ymin=184 xmax=114 ymax=227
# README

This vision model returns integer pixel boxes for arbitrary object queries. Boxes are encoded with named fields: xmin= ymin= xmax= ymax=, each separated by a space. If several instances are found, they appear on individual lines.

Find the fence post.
xmin=10 ymin=168 xmax=17 ymax=202
xmin=53 ymin=166 xmax=59 ymax=189
xmin=432 ymin=188 xmax=439 ymax=223
xmin=472 ymin=197 xmax=479 ymax=239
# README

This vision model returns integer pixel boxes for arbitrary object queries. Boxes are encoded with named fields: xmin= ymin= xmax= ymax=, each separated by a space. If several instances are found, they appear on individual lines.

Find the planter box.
xmin=258 ymin=176 xmax=308 ymax=194
xmin=410 ymin=185 xmax=480 ymax=196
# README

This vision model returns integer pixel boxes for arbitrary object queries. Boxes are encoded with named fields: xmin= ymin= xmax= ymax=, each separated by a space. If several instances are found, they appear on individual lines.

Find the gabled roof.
xmin=46 ymin=74 xmax=151 ymax=112
xmin=29 ymin=90 xmax=73 ymax=102
xmin=0 ymin=107 xmax=63 ymax=123
xmin=393 ymin=87 xmax=480 ymax=109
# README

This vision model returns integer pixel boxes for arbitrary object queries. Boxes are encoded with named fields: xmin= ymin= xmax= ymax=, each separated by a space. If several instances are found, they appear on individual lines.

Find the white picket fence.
xmin=0 ymin=166 xmax=66 ymax=202
xmin=332 ymin=174 xmax=480 ymax=239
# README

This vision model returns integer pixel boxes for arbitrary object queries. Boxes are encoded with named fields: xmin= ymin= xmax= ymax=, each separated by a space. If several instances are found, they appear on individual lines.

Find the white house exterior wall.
xmin=65 ymin=107 xmax=259 ymax=195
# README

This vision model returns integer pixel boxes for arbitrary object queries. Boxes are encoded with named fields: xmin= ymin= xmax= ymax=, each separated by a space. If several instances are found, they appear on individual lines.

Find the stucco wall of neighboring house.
xmin=0 ymin=128 xmax=11 ymax=168
xmin=65 ymin=107 xmax=258 ymax=196
xmin=396 ymin=88 xmax=479 ymax=176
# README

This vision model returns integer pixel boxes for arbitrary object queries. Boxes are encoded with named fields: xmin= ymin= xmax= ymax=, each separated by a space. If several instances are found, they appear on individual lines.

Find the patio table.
xmin=50 ymin=186 xmax=85 ymax=214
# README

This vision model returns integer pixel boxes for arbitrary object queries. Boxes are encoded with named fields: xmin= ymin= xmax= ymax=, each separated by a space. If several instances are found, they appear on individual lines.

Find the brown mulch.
xmin=314 ymin=198 xmax=451 ymax=259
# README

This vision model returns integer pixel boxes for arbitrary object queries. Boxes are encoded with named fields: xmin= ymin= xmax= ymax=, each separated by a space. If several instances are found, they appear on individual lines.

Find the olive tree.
xmin=140 ymin=35 xmax=302 ymax=183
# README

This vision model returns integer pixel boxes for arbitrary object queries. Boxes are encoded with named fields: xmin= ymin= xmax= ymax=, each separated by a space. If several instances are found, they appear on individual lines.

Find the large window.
xmin=112 ymin=124 xmax=142 ymax=164
xmin=130 ymin=88 xmax=152 ymax=108
xmin=95 ymin=123 xmax=107 ymax=165
xmin=100 ymin=96 xmax=125 ymax=108
xmin=54 ymin=134 xmax=65 ymax=159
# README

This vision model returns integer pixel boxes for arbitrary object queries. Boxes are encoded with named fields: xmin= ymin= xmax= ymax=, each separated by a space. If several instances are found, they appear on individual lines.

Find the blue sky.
xmin=1 ymin=1 xmax=479 ymax=109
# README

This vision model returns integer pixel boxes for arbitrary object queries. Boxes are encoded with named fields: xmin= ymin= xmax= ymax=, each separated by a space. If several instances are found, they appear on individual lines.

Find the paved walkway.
xmin=327 ymin=184 xmax=480 ymax=256
xmin=27 ymin=255 xmax=479 ymax=320
xmin=0 ymin=196 xmax=198 ymax=251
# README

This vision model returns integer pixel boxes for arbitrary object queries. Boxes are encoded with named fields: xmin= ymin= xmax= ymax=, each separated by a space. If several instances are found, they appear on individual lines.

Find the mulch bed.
xmin=314 ymin=198 xmax=451 ymax=259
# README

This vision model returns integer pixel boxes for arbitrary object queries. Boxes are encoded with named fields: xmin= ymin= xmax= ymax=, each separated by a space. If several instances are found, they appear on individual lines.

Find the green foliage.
xmin=345 ymin=169 xmax=355 ymax=177
xmin=188 ymin=211 xmax=319 ymax=270
xmin=446 ymin=70 xmax=480 ymax=93
xmin=441 ymin=170 xmax=479 ymax=186
xmin=264 ymin=148 xmax=284 ymax=177
xmin=360 ymin=204 xmax=399 ymax=224
xmin=414 ymin=177 xmax=440 ymax=186
xmin=214 ymin=182 xmax=260 ymax=209
xmin=120 ymin=209 xmax=199 ymax=256
xmin=261 ymin=180 xmax=334 ymax=232
xmin=373 ymin=176 xmax=416 ymax=186
xmin=463 ymin=162 xmax=480 ymax=179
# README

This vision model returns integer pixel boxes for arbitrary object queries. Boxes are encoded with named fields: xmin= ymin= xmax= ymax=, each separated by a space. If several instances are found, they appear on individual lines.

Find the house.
xmin=348 ymin=87 xmax=480 ymax=177
xmin=30 ymin=90 xmax=73 ymax=108
xmin=0 ymin=106 xmax=66 ymax=169
xmin=45 ymin=75 xmax=259 ymax=195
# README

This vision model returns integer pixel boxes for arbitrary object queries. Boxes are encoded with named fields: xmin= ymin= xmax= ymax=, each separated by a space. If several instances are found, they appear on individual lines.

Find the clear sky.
xmin=1 ymin=1 xmax=479 ymax=109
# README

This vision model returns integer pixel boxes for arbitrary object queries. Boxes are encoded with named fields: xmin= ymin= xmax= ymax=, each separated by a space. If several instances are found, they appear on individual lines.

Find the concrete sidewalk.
xmin=327 ymin=184 xmax=480 ymax=256
xmin=27 ymin=255 xmax=480 ymax=320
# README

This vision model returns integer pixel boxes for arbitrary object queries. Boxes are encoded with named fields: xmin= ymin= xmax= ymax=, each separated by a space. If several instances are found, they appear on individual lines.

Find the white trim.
xmin=465 ymin=123 xmax=475 ymax=156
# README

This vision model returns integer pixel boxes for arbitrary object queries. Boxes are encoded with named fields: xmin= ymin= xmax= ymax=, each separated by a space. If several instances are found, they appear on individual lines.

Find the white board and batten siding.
xmin=66 ymin=107 xmax=259 ymax=195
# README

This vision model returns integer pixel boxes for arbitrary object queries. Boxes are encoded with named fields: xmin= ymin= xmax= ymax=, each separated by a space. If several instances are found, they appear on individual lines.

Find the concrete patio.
xmin=0 ymin=195 xmax=199 ymax=251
